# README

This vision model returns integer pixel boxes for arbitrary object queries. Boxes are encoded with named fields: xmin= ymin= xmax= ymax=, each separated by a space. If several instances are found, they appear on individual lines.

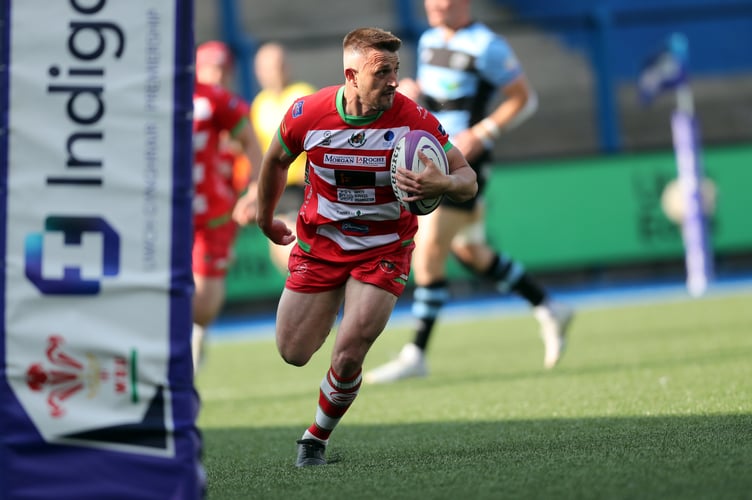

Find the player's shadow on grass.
xmin=200 ymin=414 xmax=752 ymax=499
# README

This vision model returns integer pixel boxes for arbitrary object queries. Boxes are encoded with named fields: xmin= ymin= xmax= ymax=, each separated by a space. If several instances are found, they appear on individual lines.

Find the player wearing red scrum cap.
xmin=196 ymin=40 xmax=235 ymax=88
xmin=191 ymin=41 xmax=263 ymax=371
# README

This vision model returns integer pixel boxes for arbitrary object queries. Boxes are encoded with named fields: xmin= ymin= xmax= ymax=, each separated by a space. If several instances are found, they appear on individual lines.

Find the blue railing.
xmin=218 ymin=0 xmax=258 ymax=101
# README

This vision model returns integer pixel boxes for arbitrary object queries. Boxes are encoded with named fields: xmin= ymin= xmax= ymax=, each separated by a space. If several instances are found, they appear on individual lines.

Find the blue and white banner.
xmin=1 ymin=0 xmax=201 ymax=498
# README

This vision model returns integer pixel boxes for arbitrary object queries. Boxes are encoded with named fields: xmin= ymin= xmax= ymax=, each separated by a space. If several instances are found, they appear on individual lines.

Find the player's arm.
xmin=227 ymin=118 xmax=264 ymax=224
xmin=235 ymin=117 xmax=264 ymax=183
xmin=452 ymin=74 xmax=537 ymax=163
xmin=250 ymin=133 xmax=296 ymax=245
xmin=397 ymin=145 xmax=477 ymax=204
xmin=470 ymin=75 xmax=537 ymax=147
xmin=442 ymin=146 xmax=477 ymax=202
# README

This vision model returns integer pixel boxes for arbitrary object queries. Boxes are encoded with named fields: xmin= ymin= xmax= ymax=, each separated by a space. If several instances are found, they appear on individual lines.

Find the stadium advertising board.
xmin=225 ymin=145 xmax=752 ymax=302
xmin=483 ymin=146 xmax=752 ymax=271
xmin=0 ymin=0 xmax=202 ymax=497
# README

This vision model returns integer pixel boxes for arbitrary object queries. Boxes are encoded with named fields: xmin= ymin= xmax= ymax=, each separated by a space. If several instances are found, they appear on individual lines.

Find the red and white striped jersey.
xmin=192 ymin=81 xmax=249 ymax=227
xmin=279 ymin=85 xmax=450 ymax=262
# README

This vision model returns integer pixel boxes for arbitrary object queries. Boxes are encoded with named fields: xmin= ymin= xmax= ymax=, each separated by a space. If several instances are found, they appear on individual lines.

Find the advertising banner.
xmin=0 ymin=0 xmax=202 ymax=498
xmin=225 ymin=145 xmax=752 ymax=303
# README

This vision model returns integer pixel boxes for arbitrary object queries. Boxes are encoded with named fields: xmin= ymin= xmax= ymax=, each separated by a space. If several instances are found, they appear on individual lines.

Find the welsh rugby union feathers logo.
xmin=25 ymin=335 xmax=135 ymax=418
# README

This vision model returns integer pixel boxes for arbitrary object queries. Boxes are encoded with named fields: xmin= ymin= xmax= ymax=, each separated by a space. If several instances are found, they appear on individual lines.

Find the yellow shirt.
xmin=251 ymin=82 xmax=316 ymax=186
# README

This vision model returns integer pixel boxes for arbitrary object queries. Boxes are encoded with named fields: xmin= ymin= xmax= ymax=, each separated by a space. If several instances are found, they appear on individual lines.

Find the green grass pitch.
xmin=196 ymin=289 xmax=752 ymax=499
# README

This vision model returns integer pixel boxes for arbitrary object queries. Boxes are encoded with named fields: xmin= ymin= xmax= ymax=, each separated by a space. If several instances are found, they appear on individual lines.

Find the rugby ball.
xmin=390 ymin=130 xmax=449 ymax=215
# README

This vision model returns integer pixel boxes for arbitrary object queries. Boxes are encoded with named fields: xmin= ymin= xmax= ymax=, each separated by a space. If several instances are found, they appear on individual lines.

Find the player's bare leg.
xmin=191 ymin=275 xmax=226 ymax=371
xmin=281 ymin=280 xmax=396 ymax=466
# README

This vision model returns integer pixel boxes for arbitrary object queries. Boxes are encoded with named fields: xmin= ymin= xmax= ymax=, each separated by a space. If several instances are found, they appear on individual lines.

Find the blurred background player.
xmin=365 ymin=0 xmax=573 ymax=384
xmin=196 ymin=40 xmax=235 ymax=88
xmin=195 ymin=40 xmax=251 ymax=194
xmin=248 ymin=42 xmax=316 ymax=272
xmin=192 ymin=41 xmax=263 ymax=370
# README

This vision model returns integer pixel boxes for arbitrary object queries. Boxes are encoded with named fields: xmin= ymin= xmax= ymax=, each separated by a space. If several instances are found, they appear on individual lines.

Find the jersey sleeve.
xmin=479 ymin=35 xmax=524 ymax=88
xmin=214 ymin=88 xmax=250 ymax=137
xmin=277 ymin=96 xmax=309 ymax=158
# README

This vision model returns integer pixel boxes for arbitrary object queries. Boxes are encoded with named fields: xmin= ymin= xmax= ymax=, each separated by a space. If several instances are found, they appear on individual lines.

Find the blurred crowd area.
xmin=195 ymin=0 xmax=752 ymax=162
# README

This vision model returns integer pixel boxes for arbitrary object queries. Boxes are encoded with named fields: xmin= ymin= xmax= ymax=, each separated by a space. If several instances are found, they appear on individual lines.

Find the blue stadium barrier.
xmin=218 ymin=0 xmax=258 ymax=101
xmin=496 ymin=0 xmax=752 ymax=153
xmin=217 ymin=0 xmax=752 ymax=151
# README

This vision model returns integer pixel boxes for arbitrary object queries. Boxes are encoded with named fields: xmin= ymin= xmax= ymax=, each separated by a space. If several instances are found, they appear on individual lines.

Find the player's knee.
xmin=452 ymin=219 xmax=485 ymax=247
xmin=277 ymin=336 xmax=318 ymax=367
xmin=278 ymin=348 xmax=311 ymax=367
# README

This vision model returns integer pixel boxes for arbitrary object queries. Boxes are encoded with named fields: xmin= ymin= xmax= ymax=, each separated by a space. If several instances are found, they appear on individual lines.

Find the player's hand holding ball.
xmin=394 ymin=151 xmax=447 ymax=197
xmin=390 ymin=130 xmax=449 ymax=215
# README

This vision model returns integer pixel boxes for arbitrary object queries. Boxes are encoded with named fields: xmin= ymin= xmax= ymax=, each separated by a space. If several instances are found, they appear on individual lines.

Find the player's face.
xmin=196 ymin=64 xmax=233 ymax=89
xmin=255 ymin=46 xmax=286 ymax=91
xmin=424 ymin=0 xmax=468 ymax=29
xmin=355 ymin=49 xmax=400 ymax=113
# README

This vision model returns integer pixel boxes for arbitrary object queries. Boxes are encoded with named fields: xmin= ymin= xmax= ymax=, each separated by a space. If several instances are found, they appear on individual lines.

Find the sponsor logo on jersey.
xmin=292 ymin=100 xmax=304 ymax=118
xmin=321 ymin=131 xmax=332 ymax=146
xmin=449 ymin=52 xmax=473 ymax=71
xmin=348 ymin=131 xmax=367 ymax=148
xmin=341 ymin=221 xmax=369 ymax=234
xmin=334 ymin=170 xmax=376 ymax=188
xmin=382 ymin=130 xmax=396 ymax=147
xmin=338 ymin=189 xmax=376 ymax=204
xmin=324 ymin=154 xmax=386 ymax=167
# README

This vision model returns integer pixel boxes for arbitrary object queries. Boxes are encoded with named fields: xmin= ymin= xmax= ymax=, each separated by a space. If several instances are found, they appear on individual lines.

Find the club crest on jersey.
xmin=292 ymin=100 xmax=304 ymax=118
xmin=348 ymin=131 xmax=367 ymax=148
xmin=291 ymin=262 xmax=308 ymax=275
xmin=379 ymin=259 xmax=396 ymax=273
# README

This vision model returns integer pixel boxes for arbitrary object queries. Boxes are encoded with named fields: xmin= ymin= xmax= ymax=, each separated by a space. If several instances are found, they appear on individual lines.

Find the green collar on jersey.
xmin=336 ymin=86 xmax=384 ymax=126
